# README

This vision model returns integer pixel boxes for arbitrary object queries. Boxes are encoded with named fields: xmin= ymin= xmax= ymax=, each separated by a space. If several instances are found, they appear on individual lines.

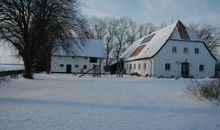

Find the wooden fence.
xmin=0 ymin=70 xmax=24 ymax=82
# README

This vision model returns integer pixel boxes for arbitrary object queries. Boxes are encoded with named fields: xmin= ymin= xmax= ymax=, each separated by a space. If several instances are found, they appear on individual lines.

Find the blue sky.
xmin=81 ymin=0 xmax=220 ymax=28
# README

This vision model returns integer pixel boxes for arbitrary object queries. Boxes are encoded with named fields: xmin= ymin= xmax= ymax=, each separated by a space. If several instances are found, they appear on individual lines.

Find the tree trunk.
xmin=23 ymin=57 xmax=33 ymax=79
xmin=46 ymin=54 xmax=51 ymax=74
xmin=46 ymin=43 xmax=52 ymax=74
xmin=106 ymin=46 xmax=109 ymax=72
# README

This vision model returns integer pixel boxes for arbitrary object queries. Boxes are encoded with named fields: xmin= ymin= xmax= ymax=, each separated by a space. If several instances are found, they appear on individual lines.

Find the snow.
xmin=120 ymin=20 xmax=202 ymax=61
xmin=53 ymin=38 xmax=105 ymax=58
xmin=0 ymin=74 xmax=220 ymax=130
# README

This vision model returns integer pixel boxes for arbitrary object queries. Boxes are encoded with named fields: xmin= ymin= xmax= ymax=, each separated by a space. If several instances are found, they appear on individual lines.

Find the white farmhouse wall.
xmin=124 ymin=59 xmax=153 ymax=76
xmin=51 ymin=56 xmax=104 ymax=73
xmin=153 ymin=40 xmax=216 ymax=78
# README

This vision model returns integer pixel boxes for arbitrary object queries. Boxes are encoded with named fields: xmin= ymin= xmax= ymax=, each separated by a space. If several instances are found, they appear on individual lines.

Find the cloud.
xmin=81 ymin=0 xmax=220 ymax=28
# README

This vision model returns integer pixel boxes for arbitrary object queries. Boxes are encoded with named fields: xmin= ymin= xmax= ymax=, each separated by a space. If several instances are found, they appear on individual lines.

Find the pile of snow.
xmin=0 ymin=74 xmax=219 ymax=130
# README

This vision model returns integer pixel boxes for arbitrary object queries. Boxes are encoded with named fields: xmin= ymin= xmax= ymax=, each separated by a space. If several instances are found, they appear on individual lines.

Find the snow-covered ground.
xmin=0 ymin=74 xmax=219 ymax=130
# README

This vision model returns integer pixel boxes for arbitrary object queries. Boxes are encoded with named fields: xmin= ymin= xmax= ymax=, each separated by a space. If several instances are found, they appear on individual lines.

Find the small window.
xmin=172 ymin=47 xmax=177 ymax=53
xmin=85 ymin=57 xmax=88 ymax=59
xmin=90 ymin=57 xmax=97 ymax=63
xmin=165 ymin=63 xmax=171 ymax=71
xmin=138 ymin=63 xmax=141 ymax=70
xmin=184 ymin=47 xmax=188 ymax=53
xmin=75 ymin=65 xmax=79 ymax=68
xmin=60 ymin=64 xmax=64 ymax=67
xmin=144 ymin=63 xmax=147 ymax=70
xmin=199 ymin=65 xmax=204 ymax=72
xmin=141 ymin=33 xmax=155 ymax=43
xmin=195 ymin=48 xmax=199 ymax=54
xmin=83 ymin=65 xmax=87 ymax=69
xmin=134 ymin=64 xmax=136 ymax=70
xmin=130 ymin=64 xmax=132 ymax=70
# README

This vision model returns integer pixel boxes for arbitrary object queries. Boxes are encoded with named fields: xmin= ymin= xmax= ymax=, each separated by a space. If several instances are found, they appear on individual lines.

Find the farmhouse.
xmin=120 ymin=21 xmax=217 ymax=78
xmin=51 ymin=38 xmax=105 ymax=74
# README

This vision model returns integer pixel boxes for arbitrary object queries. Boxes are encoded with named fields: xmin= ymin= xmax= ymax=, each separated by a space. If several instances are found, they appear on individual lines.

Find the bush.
xmin=186 ymin=79 xmax=220 ymax=101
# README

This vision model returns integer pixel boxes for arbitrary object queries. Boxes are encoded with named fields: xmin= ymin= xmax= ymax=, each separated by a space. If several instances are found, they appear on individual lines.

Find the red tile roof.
xmin=130 ymin=44 xmax=146 ymax=57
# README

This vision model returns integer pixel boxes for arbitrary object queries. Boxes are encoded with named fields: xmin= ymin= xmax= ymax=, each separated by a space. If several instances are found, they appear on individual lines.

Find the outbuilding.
xmin=51 ymin=38 xmax=105 ymax=74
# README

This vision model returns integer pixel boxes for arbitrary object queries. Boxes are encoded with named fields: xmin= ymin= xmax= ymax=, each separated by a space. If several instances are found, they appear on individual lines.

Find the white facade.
xmin=122 ymin=21 xmax=217 ymax=78
xmin=124 ymin=40 xmax=216 ymax=78
xmin=51 ymin=38 xmax=105 ymax=73
xmin=51 ymin=56 xmax=104 ymax=73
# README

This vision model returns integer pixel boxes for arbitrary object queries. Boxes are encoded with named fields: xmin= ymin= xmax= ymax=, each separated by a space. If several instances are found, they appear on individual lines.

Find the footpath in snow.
xmin=0 ymin=74 xmax=219 ymax=130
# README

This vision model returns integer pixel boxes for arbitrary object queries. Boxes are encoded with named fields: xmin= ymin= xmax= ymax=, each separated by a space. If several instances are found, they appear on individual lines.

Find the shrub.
xmin=186 ymin=79 xmax=220 ymax=102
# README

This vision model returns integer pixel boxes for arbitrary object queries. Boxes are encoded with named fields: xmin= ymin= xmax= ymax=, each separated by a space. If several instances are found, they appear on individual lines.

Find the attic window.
xmin=141 ymin=33 xmax=155 ymax=44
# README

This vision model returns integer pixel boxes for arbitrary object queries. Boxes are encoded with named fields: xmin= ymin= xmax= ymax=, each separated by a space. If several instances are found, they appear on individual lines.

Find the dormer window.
xmin=141 ymin=33 xmax=155 ymax=44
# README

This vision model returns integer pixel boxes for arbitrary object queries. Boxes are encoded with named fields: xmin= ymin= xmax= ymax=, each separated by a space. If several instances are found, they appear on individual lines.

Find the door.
xmin=66 ymin=64 xmax=72 ymax=73
xmin=181 ymin=62 xmax=189 ymax=78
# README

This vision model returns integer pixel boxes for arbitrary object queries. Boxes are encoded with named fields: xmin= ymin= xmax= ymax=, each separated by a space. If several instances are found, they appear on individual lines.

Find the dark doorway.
xmin=181 ymin=62 xmax=189 ymax=78
xmin=66 ymin=64 xmax=72 ymax=73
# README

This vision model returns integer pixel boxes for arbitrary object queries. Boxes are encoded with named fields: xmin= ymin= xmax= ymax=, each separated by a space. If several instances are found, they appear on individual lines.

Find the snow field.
xmin=0 ymin=74 xmax=219 ymax=130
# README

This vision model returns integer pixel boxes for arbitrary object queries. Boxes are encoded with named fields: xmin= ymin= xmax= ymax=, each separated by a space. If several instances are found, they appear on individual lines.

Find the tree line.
xmin=0 ymin=0 xmax=220 ymax=78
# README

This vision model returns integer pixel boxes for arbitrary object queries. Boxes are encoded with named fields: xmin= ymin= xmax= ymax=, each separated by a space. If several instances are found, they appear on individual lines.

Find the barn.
xmin=51 ymin=38 xmax=105 ymax=74
xmin=120 ymin=21 xmax=217 ymax=78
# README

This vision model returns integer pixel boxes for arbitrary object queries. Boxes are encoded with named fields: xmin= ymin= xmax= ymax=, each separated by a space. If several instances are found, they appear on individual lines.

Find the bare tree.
xmin=190 ymin=24 xmax=220 ymax=54
xmin=0 ymin=0 xmax=87 ymax=78
xmin=126 ymin=19 xmax=138 ymax=46
xmin=113 ymin=18 xmax=129 ymax=77
xmin=138 ymin=23 xmax=156 ymax=38
xmin=89 ymin=16 xmax=107 ymax=39
xmin=104 ymin=18 xmax=117 ymax=71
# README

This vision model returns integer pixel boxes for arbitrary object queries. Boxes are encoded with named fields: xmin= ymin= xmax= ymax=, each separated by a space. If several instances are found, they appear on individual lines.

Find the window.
xmin=144 ymin=63 xmax=147 ymax=70
xmin=75 ymin=65 xmax=79 ymax=68
xmin=199 ymin=65 xmax=204 ymax=72
xmin=195 ymin=48 xmax=199 ymax=54
xmin=165 ymin=63 xmax=171 ymax=71
xmin=130 ymin=64 xmax=132 ymax=70
xmin=172 ymin=47 xmax=177 ymax=53
xmin=141 ymin=33 xmax=155 ymax=43
xmin=90 ymin=57 xmax=97 ymax=63
xmin=83 ymin=65 xmax=87 ymax=69
xmin=134 ymin=64 xmax=136 ymax=70
xmin=138 ymin=63 xmax=141 ymax=70
xmin=60 ymin=64 xmax=64 ymax=67
xmin=85 ymin=57 xmax=88 ymax=59
xmin=184 ymin=47 xmax=188 ymax=53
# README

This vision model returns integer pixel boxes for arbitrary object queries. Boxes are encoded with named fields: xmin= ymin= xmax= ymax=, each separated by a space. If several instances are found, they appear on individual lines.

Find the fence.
xmin=0 ymin=70 xmax=24 ymax=82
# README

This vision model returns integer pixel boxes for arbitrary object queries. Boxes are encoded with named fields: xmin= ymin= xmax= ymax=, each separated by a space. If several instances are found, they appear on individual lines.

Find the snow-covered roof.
xmin=52 ymin=38 xmax=105 ymax=58
xmin=120 ymin=20 xmax=202 ymax=61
